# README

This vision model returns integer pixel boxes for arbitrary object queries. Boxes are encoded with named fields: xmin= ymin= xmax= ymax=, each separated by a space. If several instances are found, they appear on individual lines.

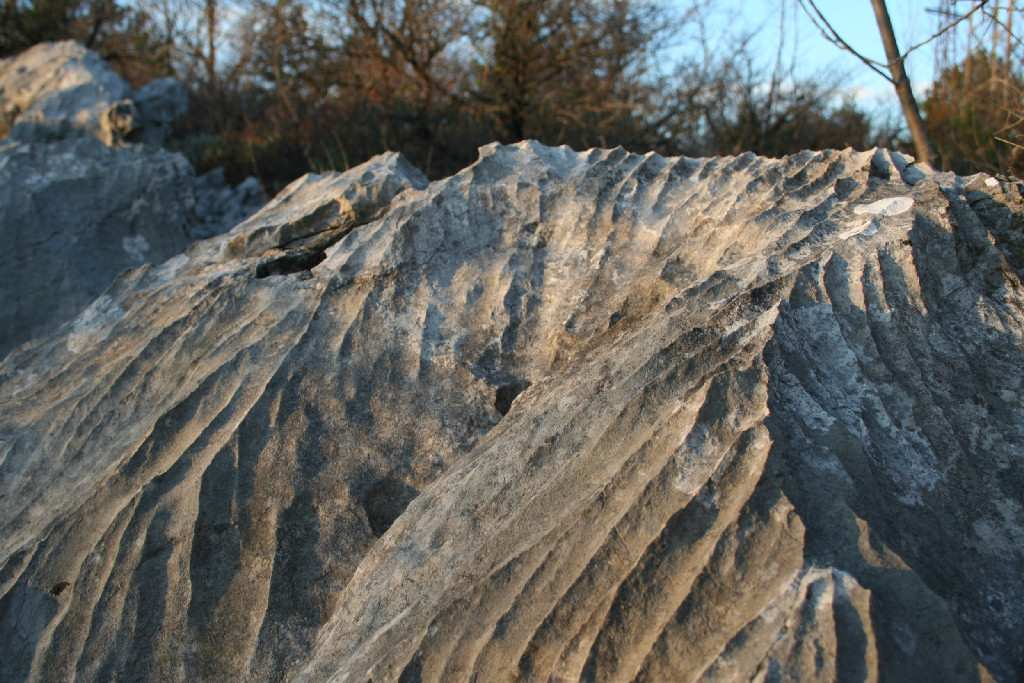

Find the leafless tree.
xmin=868 ymin=0 xmax=933 ymax=164
xmin=797 ymin=0 xmax=990 ymax=166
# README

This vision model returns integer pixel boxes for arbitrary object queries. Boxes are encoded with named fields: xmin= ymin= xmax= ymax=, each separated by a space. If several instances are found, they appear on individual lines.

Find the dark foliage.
xmin=6 ymin=0 xmax=1009 ymax=192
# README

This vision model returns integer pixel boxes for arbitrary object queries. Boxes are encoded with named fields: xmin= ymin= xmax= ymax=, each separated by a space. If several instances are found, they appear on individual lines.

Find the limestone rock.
xmin=0 ymin=41 xmax=134 ymax=145
xmin=0 ymin=41 xmax=187 ymax=147
xmin=222 ymin=151 xmax=428 ymax=258
xmin=0 ymin=42 xmax=266 ymax=358
xmin=132 ymin=77 xmax=188 ymax=146
xmin=192 ymin=169 xmax=268 ymax=240
xmin=1 ymin=142 xmax=1022 ymax=683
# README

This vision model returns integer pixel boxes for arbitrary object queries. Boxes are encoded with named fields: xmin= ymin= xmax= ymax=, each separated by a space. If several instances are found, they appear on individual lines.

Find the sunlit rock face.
xmin=0 ymin=41 xmax=135 ymax=145
xmin=1 ymin=141 xmax=1022 ymax=683
xmin=0 ymin=42 xmax=264 ymax=358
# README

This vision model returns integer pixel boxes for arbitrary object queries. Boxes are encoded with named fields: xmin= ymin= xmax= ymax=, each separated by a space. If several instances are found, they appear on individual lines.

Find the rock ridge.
xmin=0 ymin=140 xmax=1022 ymax=682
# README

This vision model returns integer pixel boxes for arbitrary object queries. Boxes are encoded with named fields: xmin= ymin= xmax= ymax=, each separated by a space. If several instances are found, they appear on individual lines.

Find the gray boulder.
xmin=0 ymin=42 xmax=265 ymax=358
xmin=0 ymin=142 xmax=1022 ymax=682
xmin=0 ymin=137 xmax=189 ymax=354
xmin=0 ymin=41 xmax=189 ymax=147
xmin=132 ymin=77 xmax=188 ymax=146
xmin=0 ymin=41 xmax=134 ymax=145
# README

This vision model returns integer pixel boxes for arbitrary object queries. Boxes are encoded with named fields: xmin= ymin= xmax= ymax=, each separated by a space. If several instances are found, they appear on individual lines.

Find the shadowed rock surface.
xmin=1 ymin=141 xmax=1022 ymax=682
xmin=0 ymin=42 xmax=265 ymax=358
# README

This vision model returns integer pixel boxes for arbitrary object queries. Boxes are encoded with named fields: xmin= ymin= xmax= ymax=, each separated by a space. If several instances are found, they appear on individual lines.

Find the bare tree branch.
xmin=797 ymin=0 xmax=990 ymax=81
xmin=984 ymin=6 xmax=1024 ymax=50
xmin=901 ymin=1 xmax=989 ymax=61
xmin=795 ymin=0 xmax=893 ymax=82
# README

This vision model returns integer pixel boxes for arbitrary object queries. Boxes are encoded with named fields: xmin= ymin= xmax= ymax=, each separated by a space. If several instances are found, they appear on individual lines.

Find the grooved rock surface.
xmin=223 ymin=151 xmax=427 ymax=259
xmin=1 ymin=142 xmax=1023 ymax=682
xmin=0 ymin=42 xmax=266 ymax=359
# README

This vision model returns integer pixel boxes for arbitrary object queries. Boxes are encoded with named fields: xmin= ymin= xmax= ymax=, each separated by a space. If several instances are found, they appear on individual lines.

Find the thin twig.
xmin=795 ymin=0 xmax=893 ymax=82
xmin=984 ymin=7 xmax=1024 ymax=50
xmin=797 ymin=0 xmax=991 ymax=80
xmin=995 ymin=135 xmax=1024 ymax=149
xmin=900 ymin=1 xmax=989 ymax=60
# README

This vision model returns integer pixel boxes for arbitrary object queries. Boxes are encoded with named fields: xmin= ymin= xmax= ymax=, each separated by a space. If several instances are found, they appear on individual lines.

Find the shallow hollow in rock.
xmin=361 ymin=477 xmax=420 ymax=537
xmin=494 ymin=380 xmax=531 ymax=416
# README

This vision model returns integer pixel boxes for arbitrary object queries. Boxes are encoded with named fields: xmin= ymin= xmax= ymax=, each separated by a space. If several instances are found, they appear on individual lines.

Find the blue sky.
xmin=693 ymin=0 xmax=944 ymax=120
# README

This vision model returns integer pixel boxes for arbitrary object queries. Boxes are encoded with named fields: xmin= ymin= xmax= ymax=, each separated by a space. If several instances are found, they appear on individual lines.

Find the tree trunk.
xmin=870 ymin=0 xmax=933 ymax=165
xmin=3 ymin=0 xmax=19 ymax=39
xmin=205 ymin=0 xmax=218 ymax=85
xmin=1006 ymin=1 xmax=1015 ymax=104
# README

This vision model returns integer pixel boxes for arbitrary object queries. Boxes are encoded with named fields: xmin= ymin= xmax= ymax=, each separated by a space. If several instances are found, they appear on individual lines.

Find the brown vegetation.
xmin=2 ymin=0 xmax=1021 ymax=190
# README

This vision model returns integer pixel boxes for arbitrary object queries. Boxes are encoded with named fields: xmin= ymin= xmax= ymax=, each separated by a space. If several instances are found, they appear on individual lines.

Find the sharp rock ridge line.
xmin=0 ymin=140 xmax=1022 ymax=683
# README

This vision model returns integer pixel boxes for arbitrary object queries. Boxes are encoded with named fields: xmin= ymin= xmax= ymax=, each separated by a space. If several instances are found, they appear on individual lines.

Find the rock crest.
xmin=1 ymin=139 xmax=1022 ymax=682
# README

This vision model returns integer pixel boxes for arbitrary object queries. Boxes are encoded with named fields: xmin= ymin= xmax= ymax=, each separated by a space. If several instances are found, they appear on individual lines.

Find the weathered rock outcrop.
xmin=1 ymin=142 xmax=1022 ymax=682
xmin=131 ymin=77 xmax=188 ymax=147
xmin=0 ymin=41 xmax=134 ymax=145
xmin=0 ymin=42 xmax=265 ymax=358
xmin=0 ymin=41 xmax=188 ymax=146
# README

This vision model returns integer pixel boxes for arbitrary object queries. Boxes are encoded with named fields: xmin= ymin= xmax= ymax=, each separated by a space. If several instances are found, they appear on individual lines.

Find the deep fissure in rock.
xmin=255 ymin=249 xmax=327 ymax=278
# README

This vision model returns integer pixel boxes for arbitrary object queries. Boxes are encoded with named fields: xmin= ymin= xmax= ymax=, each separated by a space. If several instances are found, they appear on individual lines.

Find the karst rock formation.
xmin=0 ymin=41 xmax=264 ymax=358
xmin=1 ymin=136 xmax=1023 ymax=683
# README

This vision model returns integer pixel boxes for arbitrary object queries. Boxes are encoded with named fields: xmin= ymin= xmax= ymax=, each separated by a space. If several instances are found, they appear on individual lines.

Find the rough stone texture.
xmin=132 ymin=77 xmax=188 ymax=146
xmin=0 ymin=133 xmax=266 ymax=358
xmin=0 ymin=142 xmax=1022 ymax=683
xmin=0 ymin=41 xmax=134 ymax=145
xmin=0 ymin=42 xmax=266 ymax=358
xmin=192 ymin=169 xmax=268 ymax=240
xmin=0 ymin=41 xmax=187 ymax=147
xmin=222 ymin=152 xmax=428 ymax=258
